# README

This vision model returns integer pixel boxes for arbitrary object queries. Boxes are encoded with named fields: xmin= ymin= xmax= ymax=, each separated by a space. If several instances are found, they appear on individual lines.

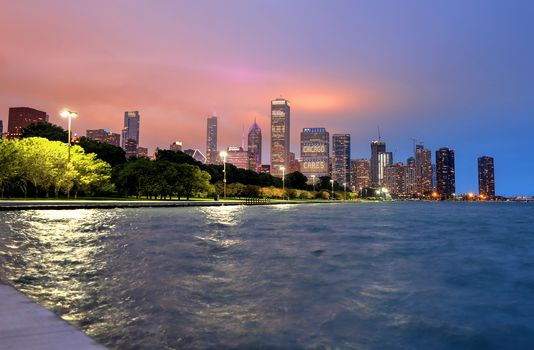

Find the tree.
xmin=78 ymin=137 xmax=126 ymax=167
xmin=0 ymin=139 xmax=20 ymax=197
xmin=286 ymin=171 xmax=308 ymax=190
xmin=20 ymin=122 xmax=68 ymax=142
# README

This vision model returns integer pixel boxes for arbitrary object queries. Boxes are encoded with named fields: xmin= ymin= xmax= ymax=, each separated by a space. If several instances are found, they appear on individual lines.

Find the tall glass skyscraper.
xmin=377 ymin=151 xmax=393 ymax=186
xmin=300 ymin=128 xmax=329 ymax=179
xmin=206 ymin=116 xmax=218 ymax=164
xmin=121 ymin=111 xmax=140 ymax=157
xmin=332 ymin=134 xmax=351 ymax=185
xmin=270 ymin=98 xmax=290 ymax=177
xmin=478 ymin=156 xmax=495 ymax=198
xmin=436 ymin=147 xmax=455 ymax=199
xmin=247 ymin=119 xmax=262 ymax=172
xmin=370 ymin=140 xmax=386 ymax=187
xmin=415 ymin=144 xmax=433 ymax=195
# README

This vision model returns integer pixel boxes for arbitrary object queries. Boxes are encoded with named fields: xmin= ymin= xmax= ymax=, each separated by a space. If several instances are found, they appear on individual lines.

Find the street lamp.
xmin=280 ymin=166 xmax=285 ymax=200
xmin=311 ymin=174 xmax=316 ymax=192
xmin=60 ymin=110 xmax=78 ymax=162
xmin=330 ymin=179 xmax=334 ymax=200
xmin=343 ymin=182 xmax=347 ymax=200
xmin=219 ymin=150 xmax=227 ymax=199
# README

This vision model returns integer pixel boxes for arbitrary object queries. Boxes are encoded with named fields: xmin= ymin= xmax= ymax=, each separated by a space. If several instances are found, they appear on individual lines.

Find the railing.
xmin=244 ymin=197 xmax=271 ymax=205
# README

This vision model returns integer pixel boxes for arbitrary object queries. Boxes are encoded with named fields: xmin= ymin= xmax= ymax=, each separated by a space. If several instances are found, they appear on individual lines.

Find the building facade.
xmin=206 ymin=116 xmax=218 ymax=164
xmin=377 ymin=151 xmax=393 ymax=186
xmin=86 ymin=129 xmax=121 ymax=147
xmin=415 ymin=144 xmax=433 ymax=195
xmin=170 ymin=141 xmax=183 ymax=152
xmin=7 ymin=107 xmax=49 ymax=139
xmin=121 ymin=111 xmax=140 ymax=150
xmin=478 ymin=156 xmax=495 ymax=198
xmin=350 ymin=159 xmax=370 ymax=192
xmin=436 ymin=147 xmax=455 ymax=199
xmin=300 ymin=128 xmax=329 ymax=180
xmin=370 ymin=140 xmax=386 ymax=187
xmin=226 ymin=146 xmax=249 ymax=170
xmin=405 ymin=157 xmax=418 ymax=196
xmin=332 ymin=134 xmax=351 ymax=186
xmin=384 ymin=162 xmax=406 ymax=195
xmin=270 ymin=98 xmax=290 ymax=176
xmin=247 ymin=119 xmax=262 ymax=172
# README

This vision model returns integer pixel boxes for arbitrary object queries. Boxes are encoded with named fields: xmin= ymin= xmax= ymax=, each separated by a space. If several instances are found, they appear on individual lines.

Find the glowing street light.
xmin=311 ymin=174 xmax=316 ymax=192
xmin=343 ymin=182 xmax=347 ymax=200
xmin=60 ymin=110 xmax=78 ymax=162
xmin=330 ymin=179 xmax=334 ymax=200
xmin=219 ymin=150 xmax=228 ymax=199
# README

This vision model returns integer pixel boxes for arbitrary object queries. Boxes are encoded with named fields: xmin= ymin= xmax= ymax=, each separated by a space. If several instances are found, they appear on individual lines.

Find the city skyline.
xmin=1 ymin=1 xmax=533 ymax=196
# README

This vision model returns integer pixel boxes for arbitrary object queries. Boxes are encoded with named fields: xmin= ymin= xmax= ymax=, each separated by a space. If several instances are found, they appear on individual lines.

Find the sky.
xmin=1 ymin=0 xmax=533 ymax=196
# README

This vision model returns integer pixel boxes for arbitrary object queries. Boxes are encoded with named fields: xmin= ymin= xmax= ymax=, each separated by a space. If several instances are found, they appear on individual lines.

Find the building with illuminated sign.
xmin=478 ymin=156 xmax=495 ymax=198
xmin=206 ymin=115 xmax=218 ymax=164
xmin=332 ymin=134 xmax=351 ymax=186
xmin=7 ymin=107 xmax=49 ymax=139
xmin=270 ymin=98 xmax=290 ymax=176
xmin=300 ymin=128 xmax=329 ymax=180
xmin=436 ymin=147 xmax=455 ymax=199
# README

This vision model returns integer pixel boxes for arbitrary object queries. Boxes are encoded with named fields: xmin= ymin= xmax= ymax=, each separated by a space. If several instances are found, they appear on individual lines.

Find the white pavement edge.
xmin=0 ymin=284 xmax=107 ymax=350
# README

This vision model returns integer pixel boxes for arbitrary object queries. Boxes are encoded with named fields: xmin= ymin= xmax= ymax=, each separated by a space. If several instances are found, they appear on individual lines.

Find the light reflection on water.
xmin=0 ymin=203 xmax=534 ymax=349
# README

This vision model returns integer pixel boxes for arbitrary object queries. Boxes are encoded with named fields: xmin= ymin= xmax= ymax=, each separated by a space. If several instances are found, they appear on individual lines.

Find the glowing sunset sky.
xmin=1 ymin=1 xmax=533 ymax=196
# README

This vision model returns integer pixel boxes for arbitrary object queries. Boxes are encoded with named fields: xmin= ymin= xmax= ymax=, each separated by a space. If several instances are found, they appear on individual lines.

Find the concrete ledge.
xmin=0 ymin=284 xmax=106 ymax=349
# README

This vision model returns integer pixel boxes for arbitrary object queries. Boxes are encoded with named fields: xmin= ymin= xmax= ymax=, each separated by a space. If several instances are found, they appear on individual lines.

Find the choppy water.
xmin=1 ymin=202 xmax=534 ymax=349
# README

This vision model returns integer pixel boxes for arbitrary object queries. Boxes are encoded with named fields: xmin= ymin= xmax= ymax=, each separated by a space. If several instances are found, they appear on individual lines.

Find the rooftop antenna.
xmin=377 ymin=125 xmax=382 ymax=141
xmin=241 ymin=123 xmax=245 ymax=149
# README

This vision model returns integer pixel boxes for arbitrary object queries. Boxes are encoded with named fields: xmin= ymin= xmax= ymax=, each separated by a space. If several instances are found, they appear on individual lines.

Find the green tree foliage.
xmin=20 ymin=122 xmax=126 ymax=167
xmin=0 ymin=137 xmax=111 ymax=198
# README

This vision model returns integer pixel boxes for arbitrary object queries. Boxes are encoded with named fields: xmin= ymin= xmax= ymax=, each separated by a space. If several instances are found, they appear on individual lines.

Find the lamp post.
xmin=60 ymin=110 xmax=78 ymax=162
xmin=219 ymin=151 xmax=227 ymax=199
xmin=280 ymin=166 xmax=285 ymax=200
xmin=330 ymin=179 xmax=334 ymax=200
xmin=343 ymin=182 xmax=347 ymax=200
xmin=311 ymin=174 xmax=316 ymax=192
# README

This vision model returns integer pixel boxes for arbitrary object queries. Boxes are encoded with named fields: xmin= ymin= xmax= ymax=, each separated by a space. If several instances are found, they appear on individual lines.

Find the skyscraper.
xmin=478 ymin=156 xmax=495 ymax=199
xmin=247 ymin=119 xmax=262 ymax=172
xmin=377 ymin=151 xmax=393 ymax=186
xmin=332 ymin=134 xmax=351 ymax=186
xmin=300 ymin=127 xmax=329 ymax=180
xmin=86 ymin=129 xmax=121 ymax=147
xmin=415 ymin=144 xmax=433 ymax=195
xmin=436 ymin=147 xmax=455 ymax=199
xmin=405 ymin=157 xmax=417 ymax=195
xmin=7 ymin=107 xmax=49 ymax=139
xmin=121 ymin=111 xmax=140 ymax=149
xmin=270 ymin=98 xmax=290 ymax=177
xmin=206 ymin=116 xmax=218 ymax=164
xmin=370 ymin=140 xmax=386 ymax=187
xmin=384 ymin=162 xmax=406 ymax=195
xmin=350 ymin=159 xmax=370 ymax=191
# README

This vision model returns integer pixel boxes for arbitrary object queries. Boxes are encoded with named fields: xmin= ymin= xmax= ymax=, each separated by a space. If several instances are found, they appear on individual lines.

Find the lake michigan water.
xmin=1 ymin=202 xmax=534 ymax=349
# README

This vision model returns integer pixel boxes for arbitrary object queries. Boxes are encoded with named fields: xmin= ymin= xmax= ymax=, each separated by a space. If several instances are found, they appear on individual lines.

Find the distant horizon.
xmin=1 ymin=1 xmax=533 ymax=196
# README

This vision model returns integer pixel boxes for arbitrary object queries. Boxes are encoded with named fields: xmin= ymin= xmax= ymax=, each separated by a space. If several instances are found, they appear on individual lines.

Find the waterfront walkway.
xmin=0 ymin=284 xmax=106 ymax=349
xmin=0 ymin=199 xmax=250 ymax=211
